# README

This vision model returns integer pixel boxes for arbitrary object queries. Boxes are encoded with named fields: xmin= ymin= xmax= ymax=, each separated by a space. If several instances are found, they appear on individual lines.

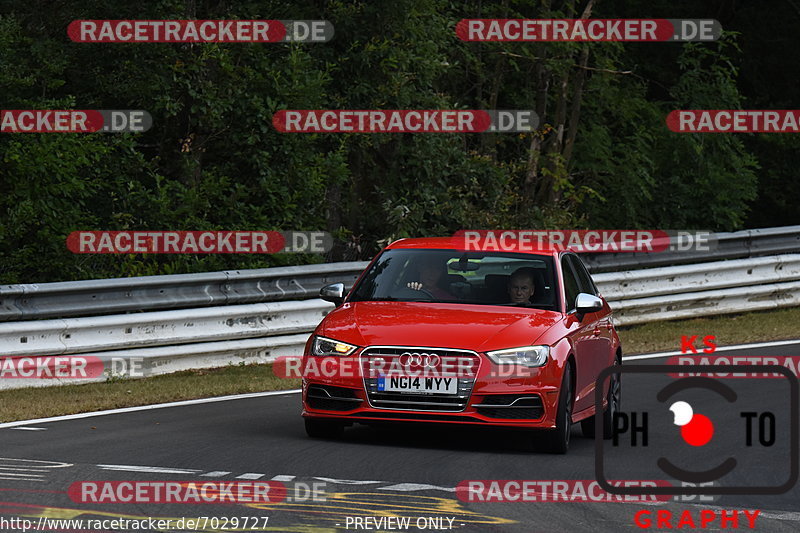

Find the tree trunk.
xmin=522 ymin=0 xmax=552 ymax=204
xmin=563 ymin=0 xmax=596 ymax=166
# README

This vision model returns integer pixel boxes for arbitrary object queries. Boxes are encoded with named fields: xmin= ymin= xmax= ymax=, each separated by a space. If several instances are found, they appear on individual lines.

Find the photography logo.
xmin=594 ymin=365 xmax=798 ymax=496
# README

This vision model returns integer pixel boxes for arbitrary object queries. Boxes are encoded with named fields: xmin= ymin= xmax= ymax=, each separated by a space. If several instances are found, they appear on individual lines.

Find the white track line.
xmin=2 ymin=339 xmax=798 ymax=429
xmin=98 ymin=464 xmax=201 ymax=474
xmin=236 ymin=473 xmax=266 ymax=480
xmin=623 ymin=339 xmax=800 ymax=361
xmin=0 ymin=389 xmax=301 ymax=429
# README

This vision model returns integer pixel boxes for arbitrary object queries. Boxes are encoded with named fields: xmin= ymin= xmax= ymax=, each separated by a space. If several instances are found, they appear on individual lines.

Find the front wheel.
xmin=581 ymin=360 xmax=621 ymax=439
xmin=305 ymin=418 xmax=345 ymax=439
xmin=536 ymin=362 xmax=573 ymax=454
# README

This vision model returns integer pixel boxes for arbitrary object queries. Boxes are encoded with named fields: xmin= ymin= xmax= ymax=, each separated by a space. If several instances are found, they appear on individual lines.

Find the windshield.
xmin=349 ymin=249 xmax=558 ymax=310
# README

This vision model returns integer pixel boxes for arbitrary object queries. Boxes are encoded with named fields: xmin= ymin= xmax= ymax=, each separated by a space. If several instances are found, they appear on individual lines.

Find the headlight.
xmin=486 ymin=345 xmax=550 ymax=367
xmin=311 ymin=336 xmax=358 ymax=356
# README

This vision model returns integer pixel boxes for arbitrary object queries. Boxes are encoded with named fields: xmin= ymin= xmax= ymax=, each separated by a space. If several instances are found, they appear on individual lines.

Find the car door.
xmin=569 ymin=253 xmax=615 ymax=415
xmin=561 ymin=254 xmax=596 ymax=413
xmin=569 ymin=254 xmax=614 ymax=368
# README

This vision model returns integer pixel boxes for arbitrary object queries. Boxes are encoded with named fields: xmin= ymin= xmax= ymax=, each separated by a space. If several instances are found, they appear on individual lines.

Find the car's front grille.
xmin=306 ymin=384 xmax=363 ymax=412
xmin=360 ymin=347 xmax=481 ymax=412
xmin=473 ymin=394 xmax=544 ymax=420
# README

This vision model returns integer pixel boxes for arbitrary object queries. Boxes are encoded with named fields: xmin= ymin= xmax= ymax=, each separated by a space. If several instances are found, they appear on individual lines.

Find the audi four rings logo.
xmin=400 ymin=352 xmax=441 ymax=368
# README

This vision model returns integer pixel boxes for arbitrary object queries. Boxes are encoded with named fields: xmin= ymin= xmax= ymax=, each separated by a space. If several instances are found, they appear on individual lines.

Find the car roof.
xmin=385 ymin=237 xmax=560 ymax=256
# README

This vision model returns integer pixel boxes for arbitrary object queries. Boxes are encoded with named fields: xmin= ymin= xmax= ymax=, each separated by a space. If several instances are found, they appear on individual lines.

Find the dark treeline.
xmin=1 ymin=0 xmax=797 ymax=283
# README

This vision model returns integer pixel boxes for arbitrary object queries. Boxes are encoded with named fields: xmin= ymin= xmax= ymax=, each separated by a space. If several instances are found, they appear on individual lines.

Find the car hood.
xmin=320 ymin=301 xmax=562 ymax=352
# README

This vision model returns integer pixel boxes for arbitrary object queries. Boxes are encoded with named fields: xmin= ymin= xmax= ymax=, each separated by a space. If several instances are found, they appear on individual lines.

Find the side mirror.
xmin=320 ymin=282 xmax=345 ymax=306
xmin=575 ymin=293 xmax=603 ymax=319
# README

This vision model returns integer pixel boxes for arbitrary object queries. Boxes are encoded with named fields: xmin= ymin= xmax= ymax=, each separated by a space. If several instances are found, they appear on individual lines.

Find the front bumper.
xmin=301 ymin=347 xmax=562 ymax=428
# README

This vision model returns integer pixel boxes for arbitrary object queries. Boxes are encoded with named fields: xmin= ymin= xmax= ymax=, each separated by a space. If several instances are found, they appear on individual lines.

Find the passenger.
xmin=508 ymin=268 xmax=536 ymax=304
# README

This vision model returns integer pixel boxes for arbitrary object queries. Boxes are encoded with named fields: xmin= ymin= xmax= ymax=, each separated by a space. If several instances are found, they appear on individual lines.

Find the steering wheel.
xmin=396 ymin=285 xmax=435 ymax=300
xmin=415 ymin=287 xmax=435 ymax=299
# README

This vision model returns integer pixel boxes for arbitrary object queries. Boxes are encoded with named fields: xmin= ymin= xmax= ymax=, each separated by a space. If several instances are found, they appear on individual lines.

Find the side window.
xmin=561 ymin=256 xmax=580 ymax=312
xmin=569 ymin=255 xmax=597 ymax=296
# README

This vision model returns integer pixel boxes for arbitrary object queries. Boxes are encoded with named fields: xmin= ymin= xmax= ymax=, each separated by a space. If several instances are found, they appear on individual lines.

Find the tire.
xmin=581 ymin=359 xmax=621 ymax=439
xmin=304 ymin=417 xmax=345 ymax=439
xmin=536 ymin=361 xmax=574 ymax=454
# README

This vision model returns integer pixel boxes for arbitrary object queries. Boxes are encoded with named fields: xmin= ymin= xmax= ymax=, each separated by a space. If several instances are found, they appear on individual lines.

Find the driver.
xmin=407 ymin=256 xmax=454 ymax=299
xmin=508 ymin=268 xmax=536 ymax=304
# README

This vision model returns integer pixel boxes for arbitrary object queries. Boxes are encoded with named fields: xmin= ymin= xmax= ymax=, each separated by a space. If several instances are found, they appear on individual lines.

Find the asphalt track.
xmin=1 ymin=340 xmax=799 ymax=533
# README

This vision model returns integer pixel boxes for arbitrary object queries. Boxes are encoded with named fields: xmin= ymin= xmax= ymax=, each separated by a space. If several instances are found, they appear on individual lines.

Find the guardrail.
xmin=594 ymin=255 xmax=800 ymax=301
xmin=5 ymin=254 xmax=795 ymax=359
xmin=581 ymin=225 xmax=800 ymax=272
xmin=1 ymin=226 xmax=797 ymax=322
xmin=0 ymin=230 xmax=797 ymax=390
xmin=0 ymin=300 xmax=330 ymax=358
xmin=0 ymin=262 xmax=366 ymax=322
xmin=595 ymin=254 xmax=800 ymax=325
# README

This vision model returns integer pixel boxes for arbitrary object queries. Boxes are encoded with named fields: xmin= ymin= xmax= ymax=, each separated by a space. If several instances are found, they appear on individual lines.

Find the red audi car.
xmin=301 ymin=237 xmax=621 ymax=453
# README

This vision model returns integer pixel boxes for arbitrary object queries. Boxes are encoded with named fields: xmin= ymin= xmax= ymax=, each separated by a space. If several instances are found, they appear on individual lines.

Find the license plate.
xmin=377 ymin=375 xmax=458 ymax=395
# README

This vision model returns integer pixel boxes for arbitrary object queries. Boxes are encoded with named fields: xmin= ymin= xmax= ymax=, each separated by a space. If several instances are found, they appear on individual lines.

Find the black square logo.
xmin=594 ymin=364 xmax=798 ymax=496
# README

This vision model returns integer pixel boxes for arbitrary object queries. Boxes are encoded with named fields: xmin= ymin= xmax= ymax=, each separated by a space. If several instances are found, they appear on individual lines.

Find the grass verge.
xmin=1 ymin=306 xmax=798 ymax=423
xmin=0 ymin=363 xmax=300 ymax=423
xmin=618 ymin=305 xmax=800 ymax=355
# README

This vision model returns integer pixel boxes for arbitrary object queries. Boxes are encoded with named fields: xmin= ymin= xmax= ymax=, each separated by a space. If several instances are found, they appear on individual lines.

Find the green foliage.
xmin=0 ymin=1 xmax=790 ymax=283
xmin=572 ymin=37 xmax=758 ymax=230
